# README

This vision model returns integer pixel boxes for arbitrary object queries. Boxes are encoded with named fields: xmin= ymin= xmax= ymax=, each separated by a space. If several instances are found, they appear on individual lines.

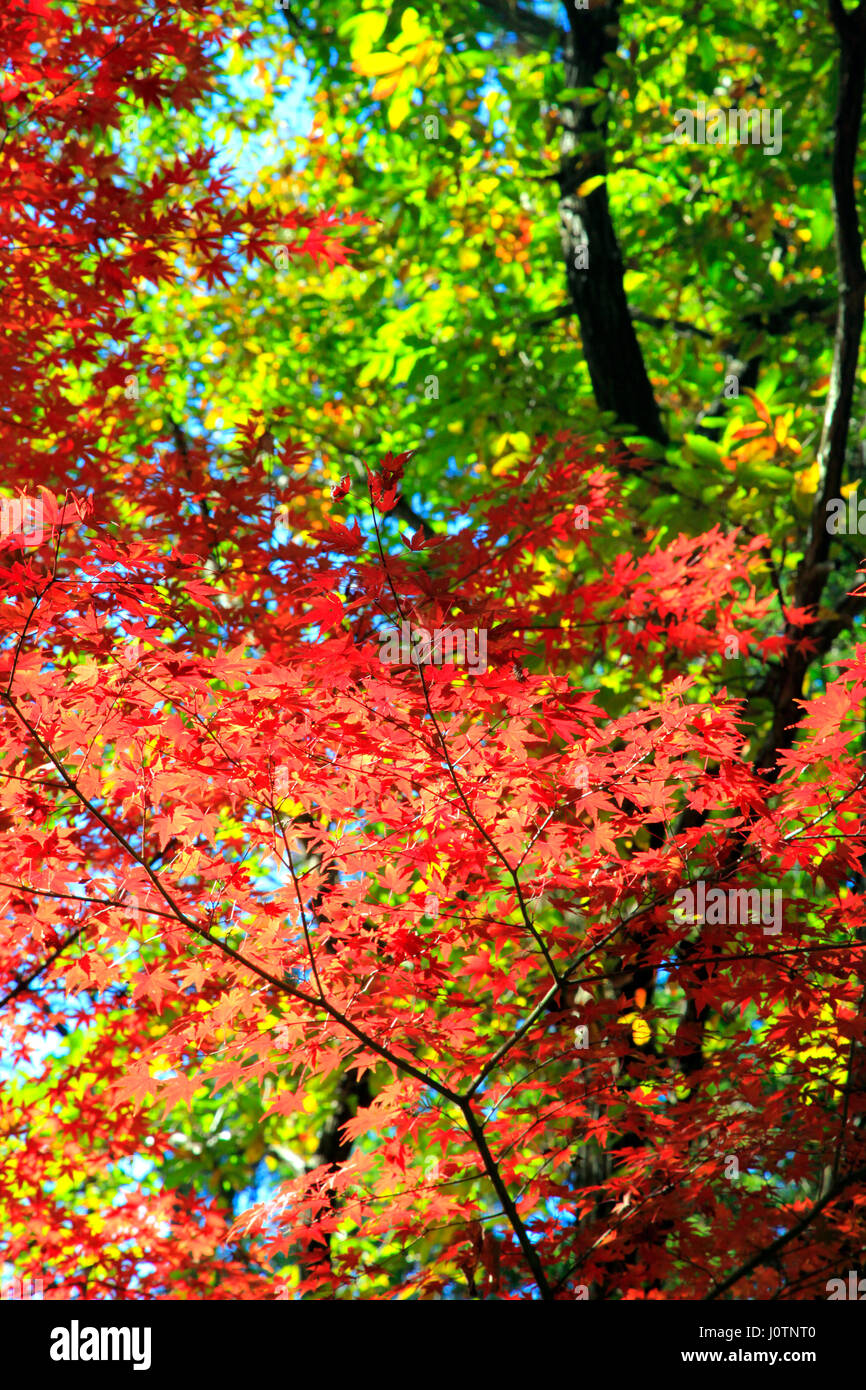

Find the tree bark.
xmin=558 ymin=0 xmax=666 ymax=443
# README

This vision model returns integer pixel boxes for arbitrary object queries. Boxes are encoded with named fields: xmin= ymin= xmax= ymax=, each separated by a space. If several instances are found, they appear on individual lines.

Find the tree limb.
xmin=556 ymin=0 xmax=667 ymax=443
xmin=704 ymin=1164 xmax=866 ymax=1299
xmin=755 ymin=1 xmax=866 ymax=773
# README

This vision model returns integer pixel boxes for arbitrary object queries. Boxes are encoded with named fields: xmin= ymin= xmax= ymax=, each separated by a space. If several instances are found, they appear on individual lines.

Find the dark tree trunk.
xmin=558 ymin=0 xmax=666 ymax=443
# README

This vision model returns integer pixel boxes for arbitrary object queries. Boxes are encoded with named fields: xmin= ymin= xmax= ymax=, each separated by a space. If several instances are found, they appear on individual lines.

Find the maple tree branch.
xmin=276 ymin=0 xmax=307 ymax=41
xmin=831 ymin=983 xmax=866 ymax=1185
xmin=0 ymin=13 xmax=165 ymax=144
xmin=476 ymin=0 xmax=565 ymax=47
xmin=703 ymin=1163 xmax=866 ymax=1299
xmin=740 ymin=291 xmax=835 ymax=336
xmin=457 ymin=1096 xmax=554 ymax=1300
xmin=167 ymin=413 xmax=221 ymax=557
xmin=529 ymin=303 xmax=576 ymax=332
xmin=359 ymin=479 xmax=603 ymax=1296
xmin=0 ymin=925 xmax=86 ymax=1009
xmin=368 ymin=484 xmax=562 ymax=987
xmin=832 ymin=1038 xmax=859 ymax=1187
xmin=274 ymin=809 xmax=326 ymax=1000
xmin=628 ymin=309 xmax=716 ymax=343
xmin=3 ymin=502 xmax=65 ymax=700
xmin=0 ymin=689 xmax=461 ymax=1106
xmin=460 ymin=772 xmax=865 ymax=1101
xmin=304 ymin=424 xmax=438 ymax=538
xmin=0 ymin=880 xmax=187 ymax=1008
xmin=463 ymin=920 xmax=623 ymax=1099
xmin=271 ymin=809 xmax=374 ymax=1232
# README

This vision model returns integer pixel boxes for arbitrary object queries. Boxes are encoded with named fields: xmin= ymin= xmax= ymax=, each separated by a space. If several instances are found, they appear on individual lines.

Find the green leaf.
xmin=682 ymin=434 xmax=722 ymax=466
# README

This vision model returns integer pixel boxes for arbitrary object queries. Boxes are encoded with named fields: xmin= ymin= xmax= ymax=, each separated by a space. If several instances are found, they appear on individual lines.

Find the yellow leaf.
xmin=388 ymin=90 xmax=411 ymax=129
xmin=347 ymin=10 xmax=388 ymax=56
xmin=372 ymin=73 xmax=402 ymax=101
xmin=508 ymin=431 xmax=531 ymax=457
xmin=632 ymin=1017 xmax=652 ymax=1047
xmin=794 ymin=461 xmax=820 ymax=498
xmin=576 ymin=174 xmax=605 ymax=198
xmin=399 ymin=7 xmax=425 ymax=45
xmin=354 ymin=51 xmax=405 ymax=76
